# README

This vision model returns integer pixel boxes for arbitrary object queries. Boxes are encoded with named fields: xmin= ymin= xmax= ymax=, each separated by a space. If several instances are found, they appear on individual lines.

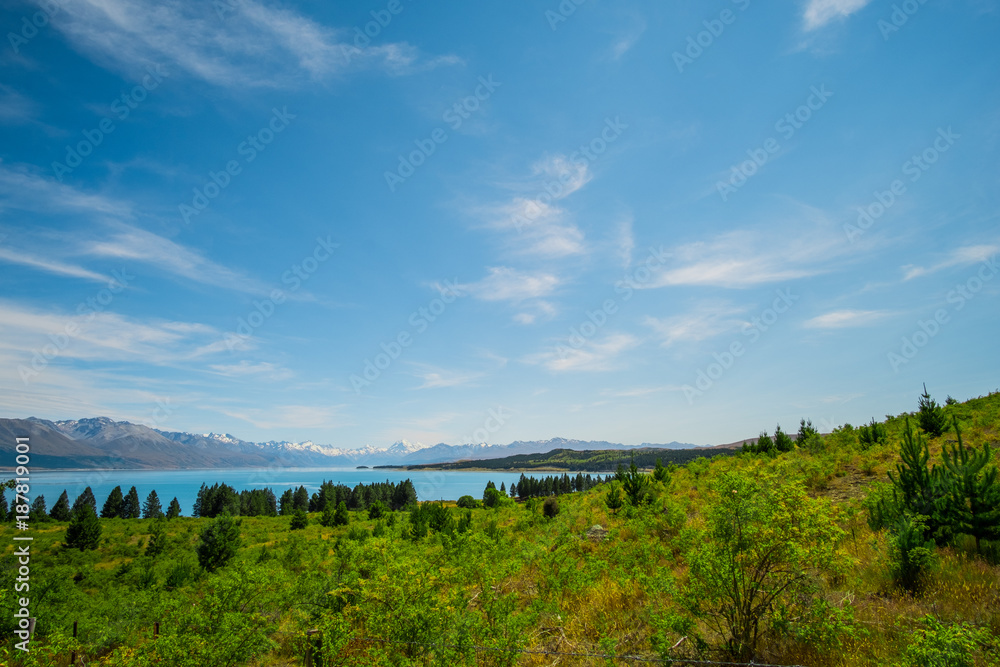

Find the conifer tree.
xmin=122 ymin=486 xmax=141 ymax=519
xmin=29 ymin=495 xmax=47 ymax=522
xmin=774 ymin=425 xmax=795 ymax=453
xmin=72 ymin=487 xmax=96 ymax=513
xmin=0 ymin=488 xmax=8 ymax=522
xmin=101 ymin=486 xmax=124 ymax=518
xmin=939 ymin=418 xmax=1000 ymax=553
xmin=143 ymin=490 xmax=164 ymax=519
xmin=65 ymin=503 xmax=102 ymax=550
xmin=918 ymin=383 xmax=948 ymax=437
xmin=166 ymin=497 xmax=182 ymax=519
xmin=50 ymin=490 xmax=71 ymax=521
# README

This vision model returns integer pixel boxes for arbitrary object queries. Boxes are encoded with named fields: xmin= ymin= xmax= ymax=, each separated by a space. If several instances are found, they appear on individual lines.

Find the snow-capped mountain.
xmin=1 ymin=416 xmax=694 ymax=470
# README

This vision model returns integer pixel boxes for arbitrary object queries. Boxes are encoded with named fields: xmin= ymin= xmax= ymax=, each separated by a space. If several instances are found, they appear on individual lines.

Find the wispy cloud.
xmin=901 ymin=244 xmax=998 ymax=280
xmin=407 ymin=363 xmax=483 ymax=390
xmin=616 ymin=214 xmax=634 ymax=268
xmin=608 ymin=19 xmax=646 ymax=60
xmin=0 ymin=299 xmax=228 ymax=366
xmin=209 ymin=360 xmax=293 ymax=380
xmin=803 ymin=309 xmax=890 ymax=329
xmin=802 ymin=0 xmax=873 ymax=30
xmin=0 ymin=163 xmax=132 ymax=218
xmin=644 ymin=302 xmax=747 ymax=345
xmin=641 ymin=227 xmax=836 ymax=289
xmin=459 ymin=267 xmax=560 ymax=303
xmin=526 ymin=333 xmax=639 ymax=372
xmin=0 ymin=245 xmax=109 ymax=283
xmin=39 ymin=0 xmax=458 ymax=89
xmin=84 ymin=224 xmax=281 ymax=296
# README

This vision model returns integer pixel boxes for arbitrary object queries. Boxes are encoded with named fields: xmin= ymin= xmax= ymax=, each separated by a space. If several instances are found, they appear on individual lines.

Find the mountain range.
xmin=0 ymin=416 xmax=698 ymax=470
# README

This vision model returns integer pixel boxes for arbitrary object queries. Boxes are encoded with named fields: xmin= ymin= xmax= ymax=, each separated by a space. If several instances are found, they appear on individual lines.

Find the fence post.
xmin=154 ymin=622 xmax=159 ymax=639
xmin=305 ymin=629 xmax=321 ymax=667
xmin=71 ymin=620 xmax=77 ymax=664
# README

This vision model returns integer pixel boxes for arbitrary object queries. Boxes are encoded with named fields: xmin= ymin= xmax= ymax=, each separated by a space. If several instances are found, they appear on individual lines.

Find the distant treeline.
xmin=510 ymin=472 xmax=605 ymax=499
xmin=194 ymin=478 xmax=420 ymax=518
xmin=0 ymin=485 xmax=181 ymax=523
xmin=412 ymin=447 xmax=733 ymax=472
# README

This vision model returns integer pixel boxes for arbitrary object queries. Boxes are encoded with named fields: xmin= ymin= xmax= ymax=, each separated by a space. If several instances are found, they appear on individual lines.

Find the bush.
xmin=902 ymin=615 xmax=994 ymax=667
xmin=367 ymin=500 xmax=387 ymax=520
xmin=290 ymin=509 xmax=308 ymax=530
xmin=605 ymin=484 xmax=624 ymax=513
xmin=456 ymin=495 xmax=480 ymax=509
xmin=197 ymin=512 xmax=242 ymax=572
xmin=858 ymin=418 xmax=888 ymax=450
xmin=889 ymin=514 xmax=936 ymax=593
xmin=542 ymin=496 xmax=559 ymax=519
xmin=918 ymin=383 xmax=948 ymax=437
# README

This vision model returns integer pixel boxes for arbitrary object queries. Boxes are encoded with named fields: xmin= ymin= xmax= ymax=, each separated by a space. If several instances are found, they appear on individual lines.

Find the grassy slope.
xmin=2 ymin=391 xmax=999 ymax=666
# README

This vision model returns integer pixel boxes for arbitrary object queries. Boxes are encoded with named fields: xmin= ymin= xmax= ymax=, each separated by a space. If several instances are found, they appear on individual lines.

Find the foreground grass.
xmin=2 ymin=392 xmax=1000 ymax=666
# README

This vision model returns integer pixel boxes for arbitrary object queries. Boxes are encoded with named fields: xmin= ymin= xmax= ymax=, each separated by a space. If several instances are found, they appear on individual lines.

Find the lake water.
xmin=18 ymin=468 xmax=561 ymax=515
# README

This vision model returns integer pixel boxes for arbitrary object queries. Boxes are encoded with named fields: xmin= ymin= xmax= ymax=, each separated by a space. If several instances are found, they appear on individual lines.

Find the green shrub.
xmin=902 ymin=615 xmax=994 ymax=667
xmin=542 ymin=496 xmax=559 ymax=519
xmin=456 ymin=495 xmax=480 ymax=509
xmin=196 ymin=512 xmax=242 ymax=572
xmin=889 ymin=514 xmax=936 ymax=593
xmin=290 ymin=508 xmax=308 ymax=530
xmin=64 ymin=503 xmax=102 ymax=550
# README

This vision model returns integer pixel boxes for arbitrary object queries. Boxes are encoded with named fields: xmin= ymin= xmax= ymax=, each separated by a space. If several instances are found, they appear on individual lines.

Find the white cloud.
xmin=644 ymin=302 xmax=747 ymax=346
xmin=803 ymin=0 xmax=873 ymax=31
xmin=0 ymin=299 xmax=228 ymax=366
xmin=526 ymin=333 xmax=639 ymax=372
xmin=0 ymin=163 xmax=132 ymax=218
xmin=513 ymin=313 xmax=536 ymax=325
xmin=84 ymin=224 xmax=278 ymax=296
xmin=459 ymin=267 xmax=560 ymax=303
xmin=803 ymin=309 xmax=889 ymax=329
xmin=407 ymin=363 xmax=483 ymax=390
xmin=902 ymin=244 xmax=998 ymax=280
xmin=609 ymin=21 xmax=646 ymax=60
xmin=641 ymin=229 xmax=833 ymax=289
xmin=209 ymin=360 xmax=292 ymax=380
xmin=38 ymin=0 xmax=458 ymax=89
xmin=0 ymin=245 xmax=109 ymax=283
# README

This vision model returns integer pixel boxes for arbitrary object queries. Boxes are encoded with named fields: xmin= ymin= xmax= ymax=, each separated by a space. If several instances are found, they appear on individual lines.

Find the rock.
xmin=586 ymin=524 xmax=608 ymax=543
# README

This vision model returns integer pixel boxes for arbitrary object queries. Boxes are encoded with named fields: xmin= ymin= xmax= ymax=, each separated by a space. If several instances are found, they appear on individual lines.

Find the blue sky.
xmin=0 ymin=0 xmax=997 ymax=448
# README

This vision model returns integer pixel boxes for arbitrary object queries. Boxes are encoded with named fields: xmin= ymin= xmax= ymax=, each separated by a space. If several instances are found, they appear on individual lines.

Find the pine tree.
xmin=499 ymin=482 xmax=506 ymax=496
xmin=918 ymin=383 xmax=948 ymax=437
xmin=122 ymin=486 xmax=141 ymax=519
xmin=29 ymin=495 xmax=47 ymax=522
xmin=653 ymin=458 xmax=669 ymax=482
xmin=0 ymin=489 xmax=8 ymax=522
xmin=65 ymin=504 xmax=102 ymax=550
xmin=101 ymin=486 xmax=124 ymax=518
xmin=72 ymin=487 xmax=96 ymax=513
xmin=754 ymin=431 xmax=775 ymax=455
xmin=50 ymin=490 xmax=71 ymax=521
xmin=293 ymin=485 xmax=310 ymax=512
xmin=146 ymin=518 xmax=167 ymax=557
xmin=333 ymin=500 xmax=349 ymax=526
xmin=939 ymin=418 xmax=1000 ymax=553
xmin=193 ymin=483 xmax=207 ymax=517
xmin=196 ymin=512 xmax=242 ymax=572
xmin=166 ymin=497 xmax=182 ymax=519
xmin=889 ymin=419 xmax=950 ymax=542
xmin=774 ymin=425 xmax=795 ymax=453
xmin=290 ymin=508 xmax=308 ymax=530
xmin=143 ymin=490 xmax=164 ymax=519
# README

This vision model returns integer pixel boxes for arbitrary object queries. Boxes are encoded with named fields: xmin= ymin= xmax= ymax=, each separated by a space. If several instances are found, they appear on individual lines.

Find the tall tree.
xmin=166 ymin=497 xmax=182 ymax=519
xmin=72 ymin=487 xmax=96 ymax=513
xmin=292 ymin=485 xmax=310 ymax=512
xmin=278 ymin=488 xmax=294 ymax=515
xmin=918 ymin=383 xmax=948 ymax=437
xmin=888 ymin=419 xmax=950 ymax=542
xmin=65 ymin=504 xmax=102 ymax=550
xmin=121 ymin=486 xmax=141 ymax=519
xmin=50 ymin=490 xmax=71 ymax=521
xmin=0 ymin=488 xmax=8 ymax=522
xmin=101 ymin=486 xmax=124 ymax=518
xmin=774 ymin=425 xmax=795 ymax=453
xmin=143 ymin=490 xmax=164 ymax=519
xmin=29 ymin=495 xmax=47 ymax=522
xmin=939 ymin=418 xmax=1000 ymax=553
xmin=196 ymin=512 xmax=242 ymax=572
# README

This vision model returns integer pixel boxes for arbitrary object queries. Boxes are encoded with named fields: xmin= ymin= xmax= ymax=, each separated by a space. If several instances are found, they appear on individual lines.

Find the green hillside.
xmin=2 ymin=389 xmax=999 ymax=666
xmin=400 ymin=445 xmax=736 ymax=472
